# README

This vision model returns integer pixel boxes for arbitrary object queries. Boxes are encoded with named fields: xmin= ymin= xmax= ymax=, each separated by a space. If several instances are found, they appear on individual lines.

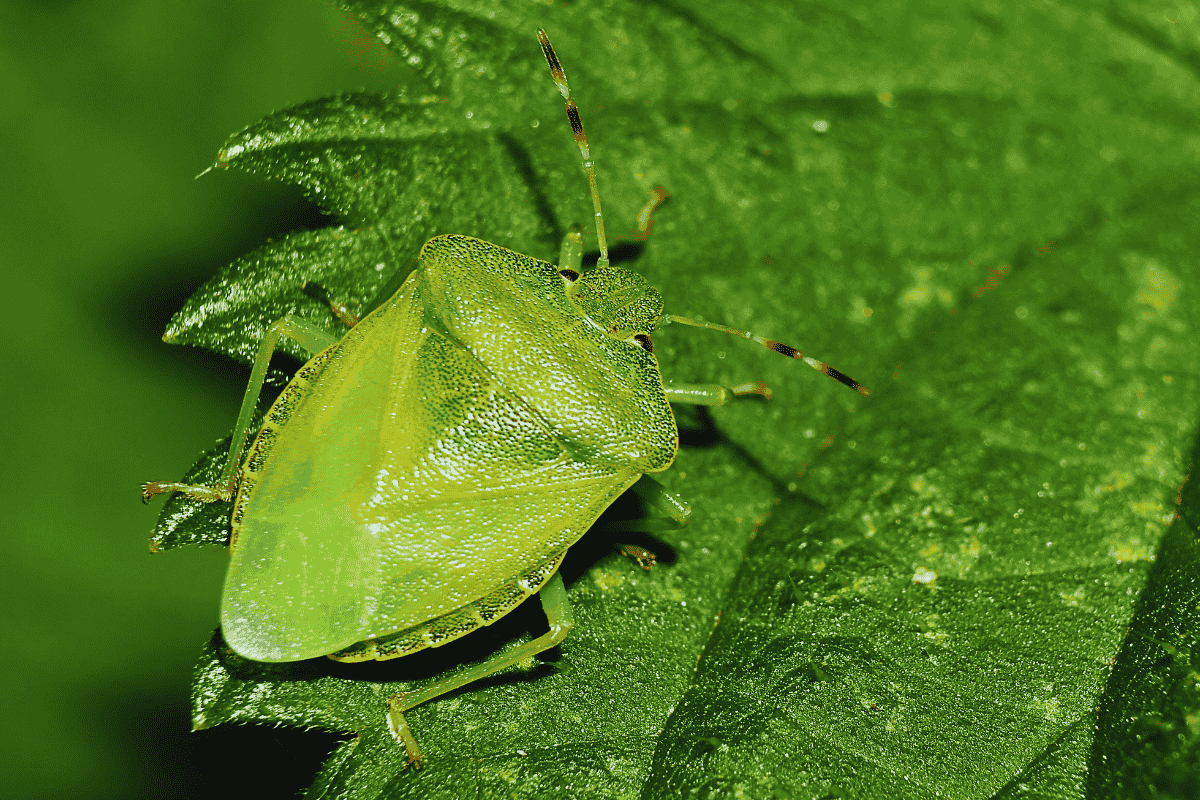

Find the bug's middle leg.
xmin=595 ymin=474 xmax=692 ymax=569
xmin=301 ymin=281 xmax=361 ymax=327
xmin=386 ymin=572 xmax=574 ymax=767
xmin=605 ymin=382 xmax=771 ymax=562
xmin=597 ymin=473 xmax=691 ymax=538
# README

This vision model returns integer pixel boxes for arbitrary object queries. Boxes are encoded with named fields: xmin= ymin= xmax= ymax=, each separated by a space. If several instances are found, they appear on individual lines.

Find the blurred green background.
xmin=0 ymin=2 xmax=410 ymax=797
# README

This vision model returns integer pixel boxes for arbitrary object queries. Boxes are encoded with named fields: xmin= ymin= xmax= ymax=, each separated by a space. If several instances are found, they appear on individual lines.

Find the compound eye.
xmin=559 ymin=268 xmax=580 ymax=282
xmin=633 ymin=333 xmax=654 ymax=353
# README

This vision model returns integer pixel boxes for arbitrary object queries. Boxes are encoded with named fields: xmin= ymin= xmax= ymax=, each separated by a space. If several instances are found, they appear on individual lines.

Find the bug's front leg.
xmin=556 ymin=187 xmax=670 ymax=275
xmin=663 ymin=381 xmax=773 ymax=406
xmin=141 ymin=315 xmax=337 ymax=503
xmin=384 ymin=572 xmax=574 ymax=768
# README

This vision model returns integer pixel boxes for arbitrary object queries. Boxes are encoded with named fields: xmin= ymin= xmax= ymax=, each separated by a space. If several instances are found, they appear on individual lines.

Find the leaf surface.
xmin=153 ymin=1 xmax=1200 ymax=797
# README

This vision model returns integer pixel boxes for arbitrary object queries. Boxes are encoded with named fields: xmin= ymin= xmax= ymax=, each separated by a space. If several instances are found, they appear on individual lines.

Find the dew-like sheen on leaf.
xmin=159 ymin=1 xmax=1200 ymax=798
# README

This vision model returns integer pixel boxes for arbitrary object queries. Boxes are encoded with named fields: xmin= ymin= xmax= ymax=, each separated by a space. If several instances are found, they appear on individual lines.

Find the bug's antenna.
xmin=665 ymin=314 xmax=871 ymax=396
xmin=538 ymin=29 xmax=609 ymax=269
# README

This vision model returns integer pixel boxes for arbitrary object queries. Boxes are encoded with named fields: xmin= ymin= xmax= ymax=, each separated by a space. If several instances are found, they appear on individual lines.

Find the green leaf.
xmin=151 ymin=1 xmax=1200 ymax=797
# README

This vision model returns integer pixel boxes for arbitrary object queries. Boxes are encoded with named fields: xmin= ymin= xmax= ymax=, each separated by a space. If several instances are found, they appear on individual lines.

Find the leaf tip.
xmin=214 ymin=145 xmax=241 ymax=167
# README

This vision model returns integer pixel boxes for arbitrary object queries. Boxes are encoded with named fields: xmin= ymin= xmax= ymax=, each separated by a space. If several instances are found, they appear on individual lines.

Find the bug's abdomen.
xmin=329 ymin=549 xmax=565 ymax=662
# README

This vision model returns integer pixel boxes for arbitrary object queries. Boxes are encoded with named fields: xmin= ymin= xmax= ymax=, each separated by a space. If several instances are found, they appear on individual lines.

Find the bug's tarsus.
xmin=665 ymin=314 xmax=871 ymax=396
xmin=386 ymin=693 xmax=424 ymax=769
xmin=140 ymin=482 xmax=163 ymax=504
xmin=632 ymin=187 xmax=670 ymax=242
xmin=141 ymin=480 xmax=234 ymax=505
xmin=538 ymin=29 xmax=610 ymax=269
xmin=303 ymin=281 xmax=360 ymax=328
xmin=617 ymin=543 xmax=657 ymax=570
xmin=731 ymin=381 xmax=774 ymax=400
xmin=607 ymin=187 xmax=670 ymax=256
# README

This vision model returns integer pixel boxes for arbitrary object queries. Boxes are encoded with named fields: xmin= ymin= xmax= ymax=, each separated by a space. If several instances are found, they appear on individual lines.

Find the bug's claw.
xmin=731 ymin=381 xmax=773 ymax=400
xmin=303 ymin=281 xmax=361 ymax=328
xmin=617 ymin=543 xmax=657 ymax=570
xmin=387 ymin=693 xmax=425 ymax=769
xmin=141 ymin=481 xmax=234 ymax=504
xmin=142 ymin=481 xmax=172 ymax=503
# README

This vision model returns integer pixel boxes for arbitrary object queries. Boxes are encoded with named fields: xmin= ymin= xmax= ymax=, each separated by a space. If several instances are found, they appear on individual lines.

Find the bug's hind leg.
xmin=141 ymin=316 xmax=336 ymax=503
xmin=386 ymin=572 xmax=574 ymax=768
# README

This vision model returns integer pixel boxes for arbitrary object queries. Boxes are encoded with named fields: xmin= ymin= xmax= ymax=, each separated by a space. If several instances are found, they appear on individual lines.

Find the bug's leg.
xmin=598 ymin=473 xmax=691 ymax=564
xmin=386 ymin=572 xmax=574 ymax=767
xmin=630 ymin=473 xmax=691 ymax=526
xmin=558 ymin=187 xmax=670 ymax=277
xmin=623 ymin=186 xmax=670 ymax=243
xmin=664 ymin=381 xmax=774 ymax=406
xmin=616 ymin=543 xmax=658 ymax=570
xmin=557 ymin=225 xmax=586 ymax=275
xmin=141 ymin=316 xmax=337 ymax=503
xmin=609 ymin=383 xmax=767 ymax=549
xmin=302 ymin=281 xmax=360 ymax=328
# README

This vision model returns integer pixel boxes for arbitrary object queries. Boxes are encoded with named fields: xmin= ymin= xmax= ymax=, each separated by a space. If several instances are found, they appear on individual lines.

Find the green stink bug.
xmin=143 ymin=29 xmax=869 ymax=767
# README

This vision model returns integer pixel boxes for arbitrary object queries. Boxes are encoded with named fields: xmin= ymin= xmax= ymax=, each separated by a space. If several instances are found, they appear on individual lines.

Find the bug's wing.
xmin=222 ymin=279 xmax=633 ymax=662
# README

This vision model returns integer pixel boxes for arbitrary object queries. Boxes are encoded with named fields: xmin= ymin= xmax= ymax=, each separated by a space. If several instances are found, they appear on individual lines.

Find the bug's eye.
xmin=559 ymin=268 xmax=580 ymax=282
xmin=633 ymin=333 xmax=654 ymax=353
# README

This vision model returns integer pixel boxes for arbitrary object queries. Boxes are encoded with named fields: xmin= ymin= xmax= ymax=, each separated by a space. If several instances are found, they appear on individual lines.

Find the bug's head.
xmin=567 ymin=266 xmax=664 ymax=343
